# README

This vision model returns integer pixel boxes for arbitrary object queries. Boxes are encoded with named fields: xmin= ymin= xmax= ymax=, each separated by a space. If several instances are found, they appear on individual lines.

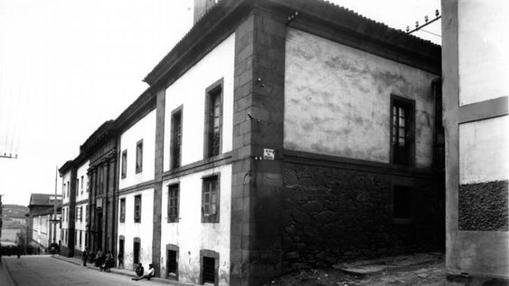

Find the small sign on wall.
xmin=263 ymin=148 xmax=275 ymax=160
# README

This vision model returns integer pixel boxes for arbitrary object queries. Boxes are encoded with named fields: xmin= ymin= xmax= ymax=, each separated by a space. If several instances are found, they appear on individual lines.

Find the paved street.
xmin=2 ymin=255 xmax=175 ymax=286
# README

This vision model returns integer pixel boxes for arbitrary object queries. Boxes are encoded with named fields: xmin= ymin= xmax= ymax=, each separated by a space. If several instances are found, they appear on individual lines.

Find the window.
xmin=79 ymin=230 xmax=82 ymax=248
xmin=63 ymin=183 xmax=65 ymax=198
xmin=166 ymin=245 xmax=179 ymax=280
xmin=120 ymin=198 xmax=126 ymax=223
xmin=136 ymin=140 xmax=143 ymax=173
xmin=98 ymin=166 xmax=104 ymax=194
xmin=134 ymin=195 xmax=141 ymax=223
xmin=121 ymin=150 xmax=127 ymax=179
xmin=393 ymin=185 xmax=412 ymax=220
xmin=81 ymin=176 xmax=84 ymax=193
xmin=167 ymin=184 xmax=180 ymax=223
xmin=67 ymin=182 xmax=70 ymax=197
xmin=84 ymin=207 xmax=87 ymax=222
xmin=200 ymin=250 xmax=218 ymax=285
xmin=391 ymin=96 xmax=415 ymax=166
xmin=133 ymin=238 xmax=141 ymax=265
xmin=204 ymin=80 xmax=223 ymax=158
xmin=76 ymin=179 xmax=79 ymax=196
xmin=202 ymin=175 xmax=220 ymax=223
xmin=170 ymin=107 xmax=183 ymax=169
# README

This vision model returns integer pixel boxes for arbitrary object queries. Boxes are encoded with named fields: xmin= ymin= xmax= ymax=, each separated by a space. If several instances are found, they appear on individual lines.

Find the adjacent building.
xmin=27 ymin=194 xmax=62 ymax=251
xmin=442 ymin=0 xmax=509 ymax=284
xmin=58 ymin=0 xmax=444 ymax=285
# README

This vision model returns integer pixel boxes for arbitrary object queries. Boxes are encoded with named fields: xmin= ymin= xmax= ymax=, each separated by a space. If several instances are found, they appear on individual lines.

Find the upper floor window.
xmin=134 ymin=195 xmax=142 ymax=223
xmin=202 ymin=175 xmax=219 ymax=223
xmin=63 ymin=183 xmax=66 ymax=198
xmin=391 ymin=95 xmax=415 ymax=166
xmin=67 ymin=182 xmax=70 ymax=197
xmin=204 ymin=80 xmax=223 ymax=158
xmin=121 ymin=150 xmax=127 ymax=179
xmin=120 ymin=198 xmax=126 ymax=223
xmin=80 ymin=176 xmax=84 ymax=194
xmin=136 ymin=140 xmax=143 ymax=173
xmin=170 ymin=107 xmax=183 ymax=169
xmin=76 ymin=178 xmax=79 ymax=197
xmin=167 ymin=184 xmax=180 ymax=223
xmin=98 ymin=166 xmax=104 ymax=194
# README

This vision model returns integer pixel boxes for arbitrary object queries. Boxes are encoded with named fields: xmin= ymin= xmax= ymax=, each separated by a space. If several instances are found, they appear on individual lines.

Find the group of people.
xmin=80 ymin=248 xmax=154 ymax=281
xmin=81 ymin=248 xmax=114 ymax=272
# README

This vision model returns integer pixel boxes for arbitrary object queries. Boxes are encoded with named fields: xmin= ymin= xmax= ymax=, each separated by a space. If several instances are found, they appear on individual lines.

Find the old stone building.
xmin=58 ymin=120 xmax=119 ymax=258
xmin=58 ymin=0 xmax=444 ymax=285
xmin=442 ymin=0 xmax=508 ymax=284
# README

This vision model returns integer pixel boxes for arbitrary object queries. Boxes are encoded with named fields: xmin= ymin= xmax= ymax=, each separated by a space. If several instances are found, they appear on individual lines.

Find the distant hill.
xmin=2 ymin=204 xmax=28 ymax=228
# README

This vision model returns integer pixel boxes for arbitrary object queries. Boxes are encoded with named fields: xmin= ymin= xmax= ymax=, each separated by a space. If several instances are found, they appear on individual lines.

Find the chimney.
xmin=194 ymin=0 xmax=217 ymax=24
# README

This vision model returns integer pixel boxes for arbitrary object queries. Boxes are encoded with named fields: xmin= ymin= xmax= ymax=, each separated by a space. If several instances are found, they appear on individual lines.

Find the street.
xmin=2 ymin=255 xmax=175 ymax=286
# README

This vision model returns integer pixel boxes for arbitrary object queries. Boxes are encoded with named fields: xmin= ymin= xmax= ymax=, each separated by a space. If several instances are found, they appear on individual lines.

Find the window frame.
xmin=200 ymin=249 xmax=219 ymax=286
xmin=120 ymin=198 xmax=126 ymax=223
xmin=201 ymin=174 xmax=220 ymax=223
xmin=80 ymin=175 xmax=84 ymax=194
xmin=167 ymin=184 xmax=180 ymax=223
xmin=203 ymin=79 xmax=224 ymax=159
xmin=170 ymin=106 xmax=183 ymax=170
xmin=390 ymin=95 xmax=416 ymax=167
xmin=135 ymin=139 xmax=143 ymax=174
xmin=121 ymin=150 xmax=127 ymax=179
xmin=134 ymin=194 xmax=142 ymax=223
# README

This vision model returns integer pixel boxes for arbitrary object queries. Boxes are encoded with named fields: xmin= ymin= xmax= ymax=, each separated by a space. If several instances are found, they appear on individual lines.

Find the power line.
xmin=419 ymin=29 xmax=441 ymax=38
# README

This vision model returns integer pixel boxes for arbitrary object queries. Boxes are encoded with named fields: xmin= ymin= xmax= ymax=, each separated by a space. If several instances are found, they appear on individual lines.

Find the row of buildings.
xmin=57 ymin=0 xmax=446 ymax=285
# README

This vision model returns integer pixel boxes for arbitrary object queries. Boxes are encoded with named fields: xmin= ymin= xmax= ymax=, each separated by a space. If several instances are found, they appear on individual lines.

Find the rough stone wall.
xmin=281 ymin=162 xmax=443 ymax=271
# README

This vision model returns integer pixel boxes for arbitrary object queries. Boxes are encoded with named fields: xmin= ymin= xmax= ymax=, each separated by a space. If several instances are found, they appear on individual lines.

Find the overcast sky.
xmin=0 ymin=0 xmax=440 ymax=205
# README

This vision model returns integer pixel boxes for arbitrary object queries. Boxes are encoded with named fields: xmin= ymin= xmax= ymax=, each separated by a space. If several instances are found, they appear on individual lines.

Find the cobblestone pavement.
xmin=3 ymin=255 xmax=178 ymax=286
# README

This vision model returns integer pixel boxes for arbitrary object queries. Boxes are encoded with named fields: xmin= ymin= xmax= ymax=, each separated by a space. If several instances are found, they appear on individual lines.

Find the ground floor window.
xmin=200 ymin=250 xmax=218 ymax=285
xmin=167 ymin=248 xmax=178 ymax=280
xmin=133 ymin=238 xmax=140 ymax=265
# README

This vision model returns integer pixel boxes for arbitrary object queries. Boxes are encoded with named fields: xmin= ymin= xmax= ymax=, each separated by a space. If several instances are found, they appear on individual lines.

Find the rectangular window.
xmin=202 ymin=256 xmax=216 ymax=285
xmin=391 ymin=96 xmax=415 ymax=166
xmin=76 ymin=179 xmax=80 ymax=196
xmin=202 ymin=175 xmax=220 ymax=223
xmin=63 ymin=183 xmax=66 ymax=198
xmin=170 ymin=107 xmax=183 ymax=169
xmin=167 ymin=249 xmax=178 ymax=280
xmin=98 ymin=166 xmax=103 ymax=194
xmin=204 ymin=81 xmax=223 ymax=158
xmin=120 ymin=198 xmax=126 ymax=223
xmin=81 ymin=176 xmax=84 ymax=193
xmin=79 ymin=230 xmax=82 ymax=247
xmin=167 ymin=184 xmax=180 ymax=223
xmin=84 ymin=207 xmax=87 ymax=222
xmin=136 ymin=140 xmax=143 ymax=173
xmin=67 ymin=182 xmax=70 ymax=197
xmin=393 ymin=185 xmax=412 ymax=220
xmin=134 ymin=195 xmax=141 ymax=223
xmin=121 ymin=150 xmax=127 ymax=179
xmin=133 ymin=240 xmax=140 ymax=265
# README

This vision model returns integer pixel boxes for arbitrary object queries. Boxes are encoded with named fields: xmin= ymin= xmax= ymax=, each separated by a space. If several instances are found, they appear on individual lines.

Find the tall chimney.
xmin=194 ymin=0 xmax=217 ymax=24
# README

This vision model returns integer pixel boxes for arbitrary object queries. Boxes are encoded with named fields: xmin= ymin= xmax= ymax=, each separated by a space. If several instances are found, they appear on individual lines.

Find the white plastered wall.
xmin=284 ymin=28 xmax=438 ymax=167
xmin=160 ymin=164 xmax=231 ymax=285
xmin=163 ymin=33 xmax=235 ymax=172
xmin=119 ymin=110 xmax=156 ymax=190
xmin=117 ymin=188 xmax=154 ymax=270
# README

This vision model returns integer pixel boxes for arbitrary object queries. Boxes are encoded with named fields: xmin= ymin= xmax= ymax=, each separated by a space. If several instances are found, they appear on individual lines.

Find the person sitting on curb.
xmin=132 ymin=263 xmax=154 ymax=281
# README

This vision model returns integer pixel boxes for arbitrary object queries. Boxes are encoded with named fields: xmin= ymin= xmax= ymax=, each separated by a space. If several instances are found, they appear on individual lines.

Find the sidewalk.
xmin=0 ymin=258 xmax=16 ymax=286
xmin=52 ymin=255 xmax=198 ymax=286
